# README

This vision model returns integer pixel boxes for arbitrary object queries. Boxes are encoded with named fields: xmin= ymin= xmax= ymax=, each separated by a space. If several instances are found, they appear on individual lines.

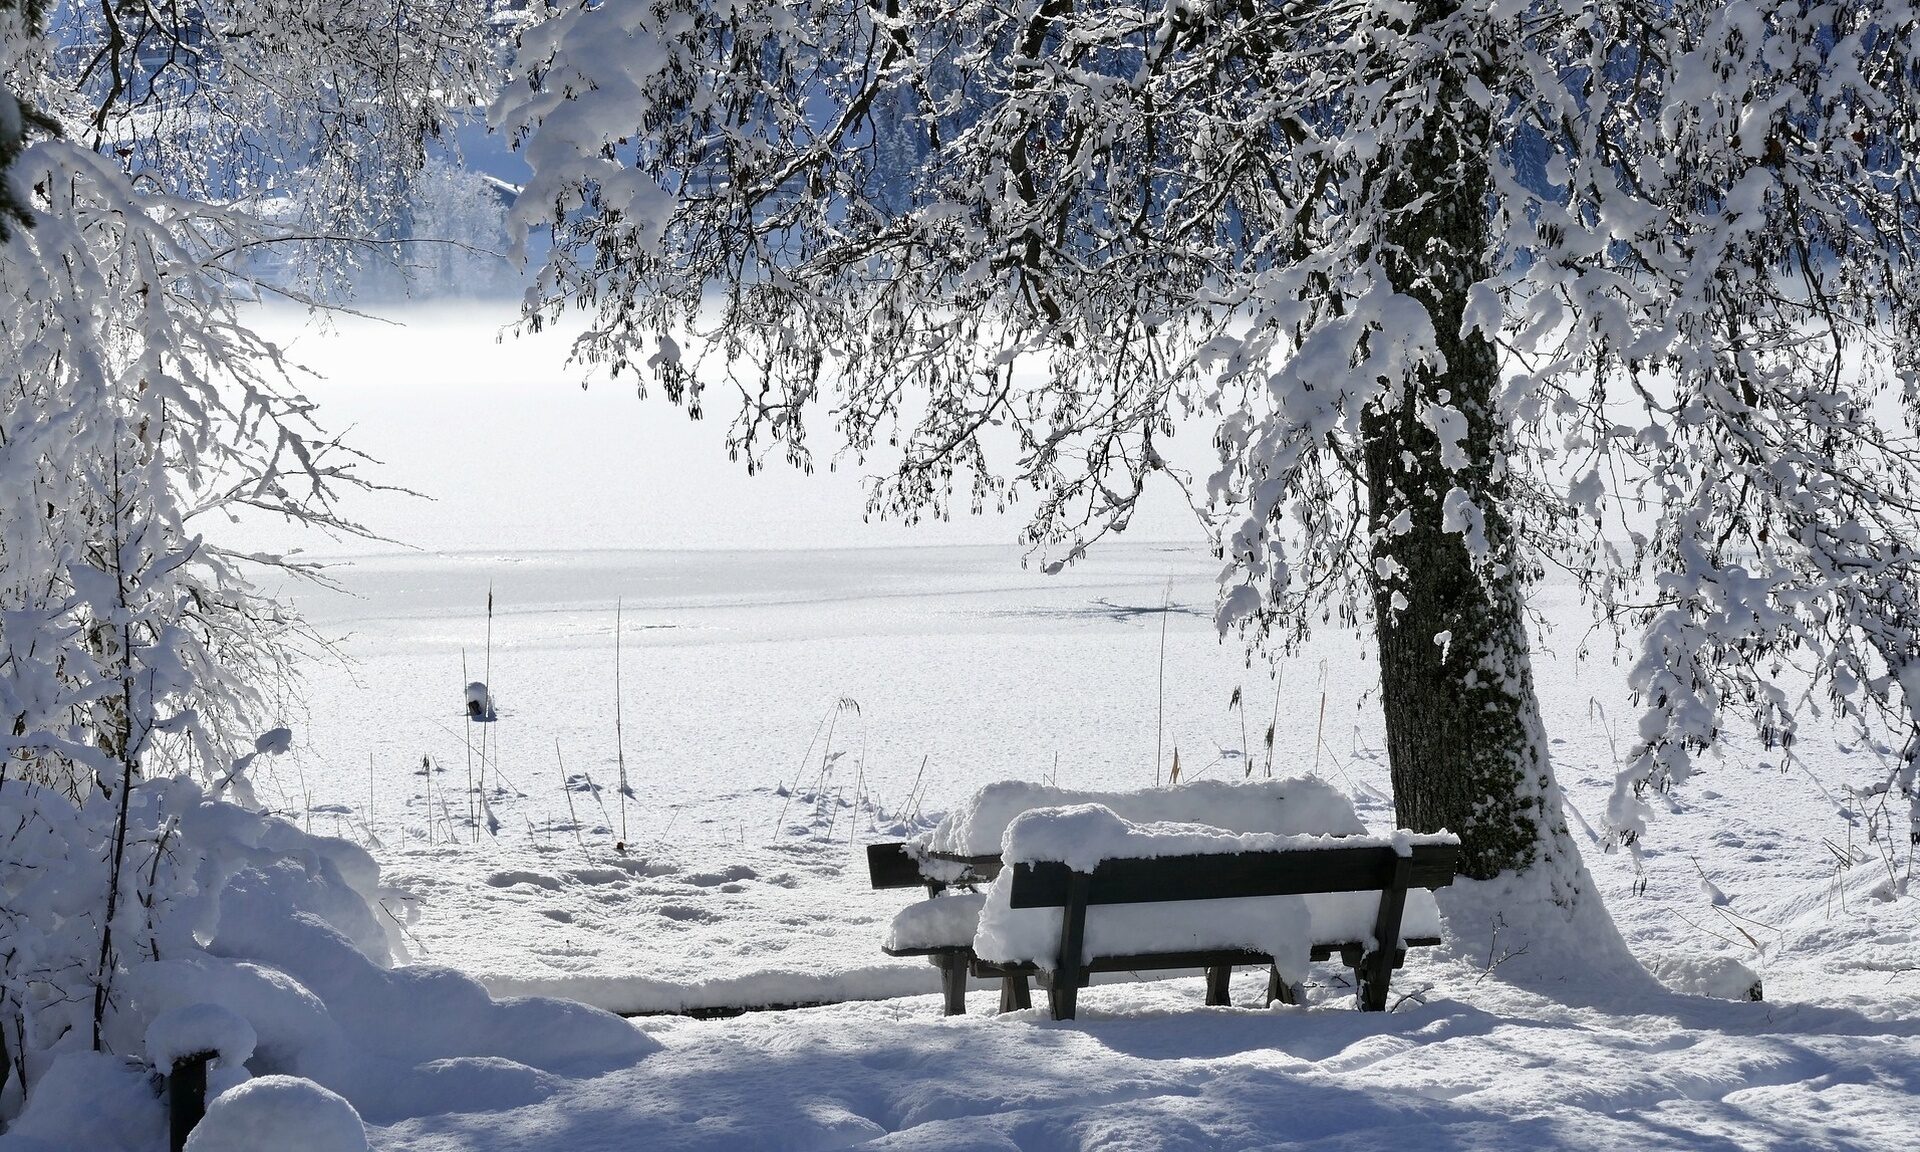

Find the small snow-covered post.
xmin=148 ymin=1003 xmax=255 ymax=1152
xmin=168 ymin=1050 xmax=215 ymax=1152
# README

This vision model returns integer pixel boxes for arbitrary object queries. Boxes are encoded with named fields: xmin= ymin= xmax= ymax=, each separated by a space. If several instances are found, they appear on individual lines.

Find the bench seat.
xmin=883 ymin=888 xmax=1443 ymax=1015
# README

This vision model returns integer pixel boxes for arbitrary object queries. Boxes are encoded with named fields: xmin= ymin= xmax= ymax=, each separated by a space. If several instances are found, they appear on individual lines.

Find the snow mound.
xmin=921 ymin=777 xmax=1367 ymax=858
xmin=1644 ymin=954 xmax=1764 ymax=1001
xmin=185 ymin=1075 xmax=368 ymax=1152
xmin=130 ymin=879 xmax=660 ymax=1124
xmin=1432 ymin=866 xmax=1654 ymax=1004
xmin=0 ymin=775 xmax=661 ymax=1145
xmin=0 ymin=1052 xmax=163 ymax=1152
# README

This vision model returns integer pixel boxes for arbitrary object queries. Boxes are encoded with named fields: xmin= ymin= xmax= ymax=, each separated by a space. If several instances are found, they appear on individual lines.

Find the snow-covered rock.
xmin=1645 ymin=954 xmax=1764 ymax=1001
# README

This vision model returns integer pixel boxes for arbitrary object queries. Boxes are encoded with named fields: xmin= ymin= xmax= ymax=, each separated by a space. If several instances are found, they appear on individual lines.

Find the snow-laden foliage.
xmin=0 ymin=135 xmax=367 ymax=793
xmin=0 ymin=1 xmax=50 ymax=238
xmin=0 ymin=0 xmax=500 ymax=1117
xmin=47 ymin=0 xmax=500 ymax=291
xmin=494 ymin=1 xmax=1920 ymax=860
xmin=2 ymin=3 xmax=493 ymax=796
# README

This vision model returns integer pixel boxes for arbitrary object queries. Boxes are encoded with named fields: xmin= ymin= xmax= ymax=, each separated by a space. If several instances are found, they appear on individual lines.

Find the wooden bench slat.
xmin=1008 ymin=842 xmax=1457 ymax=908
xmin=866 ymin=841 xmax=930 ymax=890
xmin=924 ymin=850 xmax=1004 ymax=879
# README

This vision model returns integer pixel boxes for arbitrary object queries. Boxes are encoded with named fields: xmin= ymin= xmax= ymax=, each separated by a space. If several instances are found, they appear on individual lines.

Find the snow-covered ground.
xmin=210 ymin=307 xmax=1920 ymax=1149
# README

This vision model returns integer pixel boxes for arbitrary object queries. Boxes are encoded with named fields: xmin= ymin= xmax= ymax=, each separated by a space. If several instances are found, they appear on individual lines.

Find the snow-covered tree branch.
xmin=0 ymin=0 xmax=498 ymax=1090
xmin=495 ymin=0 xmax=1920 ymax=883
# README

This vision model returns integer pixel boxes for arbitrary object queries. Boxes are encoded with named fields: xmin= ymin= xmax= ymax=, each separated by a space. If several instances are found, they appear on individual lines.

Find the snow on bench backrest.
xmin=916 ymin=777 xmax=1367 ymax=859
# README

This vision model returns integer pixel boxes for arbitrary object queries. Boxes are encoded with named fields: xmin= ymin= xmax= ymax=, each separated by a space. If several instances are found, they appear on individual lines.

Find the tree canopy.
xmin=497 ymin=0 xmax=1920 ymax=878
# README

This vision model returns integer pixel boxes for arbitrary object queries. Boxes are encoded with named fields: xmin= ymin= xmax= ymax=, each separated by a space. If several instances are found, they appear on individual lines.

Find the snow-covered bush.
xmin=0 ymin=3 xmax=570 ymax=1139
xmin=0 ymin=776 xmax=657 ymax=1142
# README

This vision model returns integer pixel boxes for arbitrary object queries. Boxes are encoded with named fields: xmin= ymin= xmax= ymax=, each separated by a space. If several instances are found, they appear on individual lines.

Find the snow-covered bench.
xmin=871 ymin=780 xmax=1455 ymax=1018
xmin=974 ymin=806 xmax=1458 ymax=1019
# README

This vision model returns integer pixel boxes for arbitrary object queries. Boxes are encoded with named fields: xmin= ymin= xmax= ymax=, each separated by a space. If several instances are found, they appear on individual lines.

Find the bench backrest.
xmin=866 ymin=842 xmax=927 ymax=890
xmin=1008 ymin=840 xmax=1458 ymax=1016
xmin=1007 ymin=842 xmax=1457 ymax=908
xmin=868 ymin=841 xmax=1004 ymax=892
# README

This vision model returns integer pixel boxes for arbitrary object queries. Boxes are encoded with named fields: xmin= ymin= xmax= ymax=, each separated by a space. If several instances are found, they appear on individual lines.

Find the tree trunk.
xmin=1361 ymin=3 xmax=1573 ymax=887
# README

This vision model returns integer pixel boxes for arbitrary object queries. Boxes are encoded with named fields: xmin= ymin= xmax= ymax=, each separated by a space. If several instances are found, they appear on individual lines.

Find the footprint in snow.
xmin=485 ymin=870 xmax=563 ymax=891
xmin=686 ymin=865 xmax=757 ymax=887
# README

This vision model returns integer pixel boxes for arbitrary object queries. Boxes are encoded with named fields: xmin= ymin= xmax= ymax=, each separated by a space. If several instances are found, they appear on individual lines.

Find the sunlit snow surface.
xmin=242 ymin=307 xmax=1915 ymax=1150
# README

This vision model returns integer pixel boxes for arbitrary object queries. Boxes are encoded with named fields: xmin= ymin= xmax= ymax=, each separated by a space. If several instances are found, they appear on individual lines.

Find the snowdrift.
xmin=0 ymin=778 xmax=656 ymax=1150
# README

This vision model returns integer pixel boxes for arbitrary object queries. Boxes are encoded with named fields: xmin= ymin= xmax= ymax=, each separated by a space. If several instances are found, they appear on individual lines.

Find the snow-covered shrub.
xmin=0 ymin=776 xmax=657 ymax=1142
xmin=0 ymin=3 xmax=533 ymax=1134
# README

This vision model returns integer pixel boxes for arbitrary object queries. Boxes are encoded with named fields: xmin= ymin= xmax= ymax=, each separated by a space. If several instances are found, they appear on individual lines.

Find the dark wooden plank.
xmin=866 ymin=841 xmax=928 ymax=890
xmin=1204 ymin=965 xmax=1232 ymax=1006
xmin=925 ymin=851 xmax=1005 ymax=881
xmin=999 ymin=973 xmax=1032 ymax=1013
xmin=972 ymin=939 xmax=1442 ymax=978
xmin=938 ymin=952 xmax=968 ymax=1016
xmin=1009 ymin=843 xmax=1457 ymax=909
xmin=1359 ymin=852 xmax=1413 ymax=1011
xmin=883 ymin=944 xmax=973 ymax=960
xmin=1050 ymin=871 xmax=1091 ymax=1020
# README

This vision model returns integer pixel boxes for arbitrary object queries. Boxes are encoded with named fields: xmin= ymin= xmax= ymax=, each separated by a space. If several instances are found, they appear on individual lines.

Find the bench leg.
xmin=1356 ymin=955 xmax=1388 ymax=1011
xmin=1266 ymin=966 xmax=1302 ymax=1007
xmin=999 ymin=973 xmax=1031 ymax=1013
xmin=1049 ymin=871 xmax=1090 ymax=1021
xmin=1047 ymin=978 xmax=1079 ymax=1021
xmin=1356 ymin=947 xmax=1408 ymax=1012
xmin=1360 ymin=854 xmax=1413 ymax=1012
xmin=1204 ymin=965 xmax=1232 ymax=1007
xmin=938 ymin=954 xmax=967 ymax=1016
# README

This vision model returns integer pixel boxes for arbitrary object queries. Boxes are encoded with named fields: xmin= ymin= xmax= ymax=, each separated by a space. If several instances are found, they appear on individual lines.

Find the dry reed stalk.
xmin=555 ymin=740 xmax=587 ymax=852
xmin=1265 ymin=661 xmax=1283 ymax=778
xmin=772 ymin=706 xmax=835 ymax=842
xmin=482 ymin=584 xmax=494 ymax=841
xmin=1156 ymin=576 xmax=1171 ymax=785
xmin=614 ymin=598 xmax=630 ymax=846
xmin=463 ymin=648 xmax=476 ymax=840
xmin=1312 ymin=659 xmax=1329 ymax=776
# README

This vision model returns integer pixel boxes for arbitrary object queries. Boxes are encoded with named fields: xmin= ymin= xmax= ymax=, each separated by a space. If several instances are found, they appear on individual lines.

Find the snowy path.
xmin=373 ymin=971 xmax=1916 ymax=1151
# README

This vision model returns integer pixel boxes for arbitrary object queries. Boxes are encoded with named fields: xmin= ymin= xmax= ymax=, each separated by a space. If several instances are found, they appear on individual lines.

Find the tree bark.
xmin=1361 ymin=3 xmax=1572 ymax=885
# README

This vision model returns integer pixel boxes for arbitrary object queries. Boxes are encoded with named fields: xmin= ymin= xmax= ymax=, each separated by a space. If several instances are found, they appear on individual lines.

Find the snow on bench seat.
xmin=884 ymin=892 xmax=987 ymax=954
